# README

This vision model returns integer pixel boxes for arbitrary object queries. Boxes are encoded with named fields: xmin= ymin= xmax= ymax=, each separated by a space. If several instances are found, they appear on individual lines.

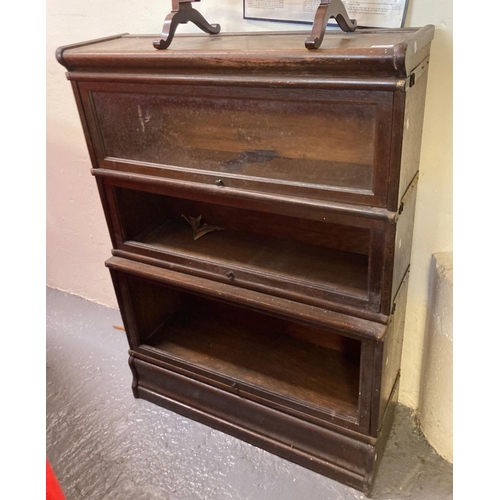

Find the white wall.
xmin=47 ymin=0 xmax=453 ymax=431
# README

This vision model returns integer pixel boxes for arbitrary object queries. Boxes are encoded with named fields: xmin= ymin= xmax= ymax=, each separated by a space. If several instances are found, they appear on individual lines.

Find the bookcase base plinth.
xmin=130 ymin=354 xmax=398 ymax=495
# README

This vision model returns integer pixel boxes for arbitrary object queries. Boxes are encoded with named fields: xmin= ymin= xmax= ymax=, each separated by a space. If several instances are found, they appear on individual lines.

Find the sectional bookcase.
xmin=57 ymin=26 xmax=434 ymax=494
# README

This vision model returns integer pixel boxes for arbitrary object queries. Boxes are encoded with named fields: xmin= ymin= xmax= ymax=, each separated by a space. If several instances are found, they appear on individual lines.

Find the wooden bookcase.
xmin=57 ymin=27 xmax=434 ymax=494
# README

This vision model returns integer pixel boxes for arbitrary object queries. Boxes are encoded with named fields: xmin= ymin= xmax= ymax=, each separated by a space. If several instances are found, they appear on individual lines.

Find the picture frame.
xmin=243 ymin=0 xmax=410 ymax=29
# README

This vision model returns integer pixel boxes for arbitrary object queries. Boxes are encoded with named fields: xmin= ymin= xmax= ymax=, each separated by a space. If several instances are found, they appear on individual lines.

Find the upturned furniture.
xmin=57 ymin=27 xmax=434 ymax=494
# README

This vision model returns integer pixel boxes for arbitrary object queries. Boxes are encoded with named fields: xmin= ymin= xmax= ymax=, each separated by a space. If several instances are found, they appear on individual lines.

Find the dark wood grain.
xmin=145 ymin=297 xmax=361 ymax=418
xmin=111 ymin=266 xmax=376 ymax=432
xmin=115 ymin=187 xmax=372 ymax=255
xmin=373 ymin=270 xmax=410 ymax=434
xmin=69 ymin=81 xmax=100 ymax=170
xmin=56 ymin=33 xmax=129 ymax=70
xmin=57 ymin=28 xmax=434 ymax=80
xmin=110 ymin=185 xmax=372 ymax=302
xmin=81 ymin=82 xmax=393 ymax=208
xmin=93 ymin=167 xmax=395 ymax=222
xmin=131 ymin=356 xmax=373 ymax=491
xmin=112 ymin=248 xmax=390 ymax=324
xmin=102 ymin=184 xmax=404 ymax=314
xmin=57 ymin=26 xmax=434 ymax=495
xmin=391 ymin=174 xmax=418 ymax=304
xmin=91 ymin=90 xmax=376 ymax=189
xmin=105 ymin=256 xmax=386 ymax=342
xmin=388 ymin=64 xmax=429 ymax=212
xmin=140 ymin=220 xmax=369 ymax=295
xmin=104 ymin=183 xmax=407 ymax=315
xmin=398 ymin=72 xmax=429 ymax=204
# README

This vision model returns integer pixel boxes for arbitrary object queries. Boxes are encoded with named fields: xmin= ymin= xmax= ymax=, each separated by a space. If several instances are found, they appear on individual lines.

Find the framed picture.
xmin=243 ymin=0 xmax=410 ymax=29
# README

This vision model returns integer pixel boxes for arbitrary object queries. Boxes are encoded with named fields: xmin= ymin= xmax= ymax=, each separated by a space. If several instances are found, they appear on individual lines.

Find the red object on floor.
xmin=46 ymin=459 xmax=66 ymax=500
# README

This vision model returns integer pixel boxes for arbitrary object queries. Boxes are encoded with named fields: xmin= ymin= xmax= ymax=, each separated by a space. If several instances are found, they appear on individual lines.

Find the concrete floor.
xmin=46 ymin=287 xmax=452 ymax=500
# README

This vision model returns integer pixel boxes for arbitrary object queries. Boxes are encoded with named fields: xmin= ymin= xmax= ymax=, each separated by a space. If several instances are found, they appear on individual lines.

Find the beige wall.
xmin=47 ymin=0 xmax=452 ymax=428
xmin=397 ymin=0 xmax=453 ymax=412
xmin=419 ymin=252 xmax=453 ymax=462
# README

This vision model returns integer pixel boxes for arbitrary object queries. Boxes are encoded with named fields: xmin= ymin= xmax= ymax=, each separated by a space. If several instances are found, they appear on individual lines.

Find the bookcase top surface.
xmin=57 ymin=26 xmax=434 ymax=79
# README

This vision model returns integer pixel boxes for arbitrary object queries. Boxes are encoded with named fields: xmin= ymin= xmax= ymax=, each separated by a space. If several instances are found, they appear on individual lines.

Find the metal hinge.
xmin=390 ymin=265 xmax=410 ymax=318
xmin=398 ymin=200 xmax=405 ymax=215
xmin=395 ymin=172 xmax=419 ymax=221
xmin=406 ymin=55 xmax=430 ymax=89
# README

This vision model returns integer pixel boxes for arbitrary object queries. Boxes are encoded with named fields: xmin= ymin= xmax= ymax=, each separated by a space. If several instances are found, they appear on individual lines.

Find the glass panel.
xmin=93 ymin=92 xmax=376 ymax=191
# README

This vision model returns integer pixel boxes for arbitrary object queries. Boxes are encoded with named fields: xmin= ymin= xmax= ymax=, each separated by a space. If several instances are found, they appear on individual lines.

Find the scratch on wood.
xmin=137 ymin=105 xmax=145 ymax=133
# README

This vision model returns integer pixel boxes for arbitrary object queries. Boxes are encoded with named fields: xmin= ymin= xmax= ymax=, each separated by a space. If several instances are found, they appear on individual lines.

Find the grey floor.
xmin=46 ymin=287 xmax=452 ymax=500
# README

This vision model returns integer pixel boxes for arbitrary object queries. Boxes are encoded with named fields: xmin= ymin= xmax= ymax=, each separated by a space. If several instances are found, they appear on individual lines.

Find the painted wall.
xmin=47 ymin=0 xmax=452 ymax=432
xmin=419 ymin=252 xmax=453 ymax=462
xmin=395 ymin=1 xmax=452 ymax=414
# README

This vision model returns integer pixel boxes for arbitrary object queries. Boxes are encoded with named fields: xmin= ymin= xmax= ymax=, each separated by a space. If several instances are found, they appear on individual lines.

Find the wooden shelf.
xmin=143 ymin=298 xmax=361 ymax=419
xmin=131 ymin=219 xmax=369 ymax=298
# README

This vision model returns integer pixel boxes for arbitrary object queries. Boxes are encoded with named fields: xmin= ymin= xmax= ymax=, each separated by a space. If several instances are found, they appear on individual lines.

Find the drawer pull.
xmin=215 ymin=179 xmax=224 ymax=187
xmin=226 ymin=271 xmax=235 ymax=280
